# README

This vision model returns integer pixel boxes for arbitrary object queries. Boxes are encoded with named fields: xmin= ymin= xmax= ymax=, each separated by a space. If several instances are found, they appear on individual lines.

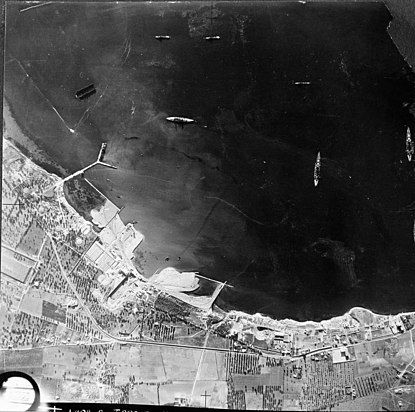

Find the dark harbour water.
xmin=4 ymin=2 xmax=415 ymax=321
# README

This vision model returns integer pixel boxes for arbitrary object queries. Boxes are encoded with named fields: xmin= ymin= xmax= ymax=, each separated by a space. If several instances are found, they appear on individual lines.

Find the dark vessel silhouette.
xmin=75 ymin=84 xmax=96 ymax=100
xmin=205 ymin=3 xmax=220 ymax=42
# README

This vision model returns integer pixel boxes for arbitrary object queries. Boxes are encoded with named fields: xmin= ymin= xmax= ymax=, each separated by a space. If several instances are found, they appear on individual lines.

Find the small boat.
xmin=406 ymin=126 xmax=414 ymax=162
xmin=166 ymin=116 xmax=195 ymax=129
xmin=155 ymin=35 xmax=170 ymax=42
xmin=205 ymin=3 xmax=220 ymax=43
xmin=205 ymin=36 xmax=220 ymax=41
xmin=314 ymin=151 xmax=321 ymax=187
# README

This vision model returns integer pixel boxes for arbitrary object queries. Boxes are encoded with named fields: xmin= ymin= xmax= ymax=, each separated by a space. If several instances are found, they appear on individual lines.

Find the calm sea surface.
xmin=4 ymin=1 xmax=415 ymax=321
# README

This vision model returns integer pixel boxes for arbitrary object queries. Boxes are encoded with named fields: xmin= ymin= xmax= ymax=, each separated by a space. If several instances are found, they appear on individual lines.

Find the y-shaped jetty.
xmin=41 ymin=143 xmax=116 ymax=196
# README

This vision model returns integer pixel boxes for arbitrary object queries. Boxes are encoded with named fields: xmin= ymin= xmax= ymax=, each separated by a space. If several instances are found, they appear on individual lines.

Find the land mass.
xmin=3 ymin=0 xmax=415 ymax=321
xmin=2 ymin=1 xmax=415 ymax=409
xmin=2 ymin=109 xmax=415 ymax=409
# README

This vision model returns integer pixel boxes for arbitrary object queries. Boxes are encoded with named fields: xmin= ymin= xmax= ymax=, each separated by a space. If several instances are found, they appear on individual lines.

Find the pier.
xmin=41 ymin=143 xmax=116 ymax=196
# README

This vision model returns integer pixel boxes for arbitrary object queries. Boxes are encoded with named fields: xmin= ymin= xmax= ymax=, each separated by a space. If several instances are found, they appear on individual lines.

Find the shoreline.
xmin=385 ymin=0 xmax=415 ymax=70
xmin=3 ymin=99 xmax=68 ymax=178
xmin=227 ymin=305 xmax=415 ymax=329
xmin=3 ymin=0 xmax=415 ymax=326
xmin=2 ymin=108 xmax=414 ymax=327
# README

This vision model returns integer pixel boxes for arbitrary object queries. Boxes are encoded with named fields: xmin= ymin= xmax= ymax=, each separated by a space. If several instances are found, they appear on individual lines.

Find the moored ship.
xmin=406 ymin=126 xmax=414 ymax=162
xmin=314 ymin=151 xmax=321 ymax=187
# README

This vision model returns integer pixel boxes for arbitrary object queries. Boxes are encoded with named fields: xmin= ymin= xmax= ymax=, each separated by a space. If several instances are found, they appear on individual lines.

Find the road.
xmin=48 ymin=234 xmax=230 ymax=353
xmin=289 ymin=329 xmax=409 ymax=361
xmin=1 ymin=243 xmax=38 ymax=263
xmin=43 ymin=235 xmax=415 ymax=360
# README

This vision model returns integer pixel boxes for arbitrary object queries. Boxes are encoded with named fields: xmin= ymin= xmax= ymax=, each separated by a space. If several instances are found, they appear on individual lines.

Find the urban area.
xmin=2 ymin=137 xmax=415 ymax=410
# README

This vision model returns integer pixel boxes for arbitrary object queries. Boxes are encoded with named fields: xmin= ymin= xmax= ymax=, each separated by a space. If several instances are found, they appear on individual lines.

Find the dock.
xmin=40 ymin=143 xmax=117 ymax=196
